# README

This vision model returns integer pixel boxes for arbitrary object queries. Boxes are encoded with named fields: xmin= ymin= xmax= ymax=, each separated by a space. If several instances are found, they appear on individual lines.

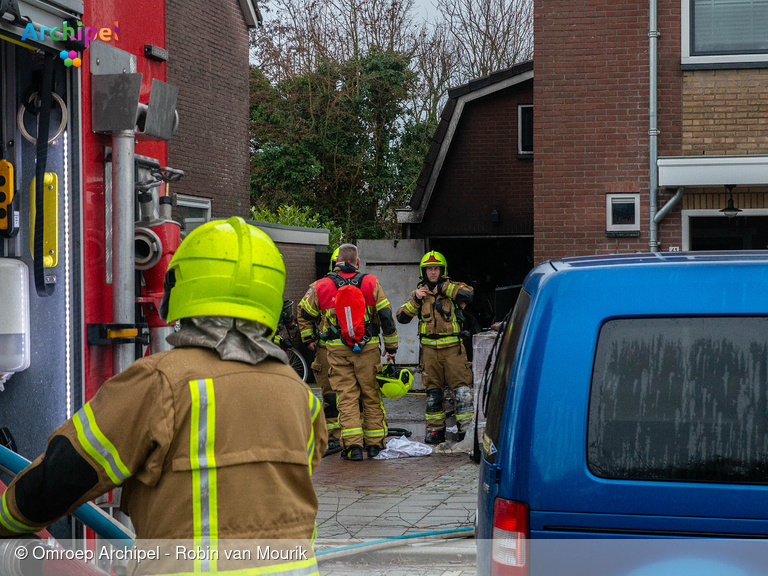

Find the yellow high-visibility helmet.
xmin=419 ymin=251 xmax=447 ymax=280
xmin=376 ymin=364 xmax=413 ymax=399
xmin=330 ymin=247 xmax=340 ymax=272
xmin=161 ymin=216 xmax=286 ymax=334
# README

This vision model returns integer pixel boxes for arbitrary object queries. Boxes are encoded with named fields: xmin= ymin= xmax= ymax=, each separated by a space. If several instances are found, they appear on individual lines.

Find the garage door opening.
xmin=689 ymin=215 xmax=768 ymax=251
xmin=428 ymin=237 xmax=533 ymax=328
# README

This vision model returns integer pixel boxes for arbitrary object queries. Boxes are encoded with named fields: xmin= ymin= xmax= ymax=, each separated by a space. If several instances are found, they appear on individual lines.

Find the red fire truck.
xmin=0 ymin=0 xmax=188 ymax=566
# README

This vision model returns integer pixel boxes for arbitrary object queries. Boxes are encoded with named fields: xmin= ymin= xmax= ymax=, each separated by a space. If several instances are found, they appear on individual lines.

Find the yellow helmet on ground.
xmin=330 ymin=247 xmax=340 ymax=272
xmin=376 ymin=364 xmax=413 ymax=399
xmin=161 ymin=216 xmax=286 ymax=333
xmin=419 ymin=251 xmax=447 ymax=280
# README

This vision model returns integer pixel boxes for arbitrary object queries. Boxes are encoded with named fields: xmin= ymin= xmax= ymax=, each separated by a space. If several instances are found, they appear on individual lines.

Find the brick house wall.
xmin=534 ymin=0 xmax=683 ymax=262
xmin=277 ymin=242 xmax=319 ymax=310
xmin=682 ymin=69 xmax=768 ymax=156
xmin=412 ymin=81 xmax=534 ymax=238
xmin=166 ymin=0 xmax=251 ymax=219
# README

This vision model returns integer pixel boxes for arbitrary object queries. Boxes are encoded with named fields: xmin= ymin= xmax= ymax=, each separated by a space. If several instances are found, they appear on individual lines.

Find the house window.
xmin=683 ymin=0 xmax=768 ymax=67
xmin=605 ymin=194 xmax=640 ymax=237
xmin=518 ymin=105 xmax=533 ymax=157
xmin=176 ymin=195 xmax=211 ymax=236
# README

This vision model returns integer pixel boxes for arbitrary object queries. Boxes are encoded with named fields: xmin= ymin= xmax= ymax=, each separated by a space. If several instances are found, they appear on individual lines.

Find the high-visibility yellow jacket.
xmin=397 ymin=280 xmax=474 ymax=349
xmin=0 ymin=347 xmax=326 ymax=575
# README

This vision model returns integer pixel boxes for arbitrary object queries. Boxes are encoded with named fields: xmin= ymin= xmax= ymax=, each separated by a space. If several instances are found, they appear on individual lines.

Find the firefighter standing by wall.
xmin=0 ymin=217 xmax=326 ymax=576
xmin=397 ymin=251 xmax=474 ymax=445
xmin=300 ymin=244 xmax=398 ymax=461
xmin=299 ymin=247 xmax=341 ymax=452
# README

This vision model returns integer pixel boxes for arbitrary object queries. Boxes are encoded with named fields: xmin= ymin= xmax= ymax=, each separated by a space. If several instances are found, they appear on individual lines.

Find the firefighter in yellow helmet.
xmin=397 ymin=251 xmax=474 ymax=445
xmin=300 ymin=244 xmax=398 ymax=461
xmin=0 ymin=217 xmax=326 ymax=576
xmin=298 ymin=247 xmax=341 ymax=452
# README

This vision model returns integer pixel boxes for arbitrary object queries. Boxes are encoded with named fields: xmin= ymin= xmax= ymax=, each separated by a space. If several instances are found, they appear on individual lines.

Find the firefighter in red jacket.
xmin=298 ymin=247 xmax=342 ymax=452
xmin=300 ymin=244 xmax=398 ymax=461
xmin=397 ymin=251 xmax=474 ymax=445
xmin=0 ymin=218 xmax=326 ymax=576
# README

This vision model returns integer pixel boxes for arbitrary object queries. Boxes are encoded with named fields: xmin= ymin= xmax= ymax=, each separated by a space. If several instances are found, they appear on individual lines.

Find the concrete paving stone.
xmin=398 ymin=495 xmax=445 ymax=502
xmin=336 ymin=507 xmax=391 ymax=517
xmin=390 ymin=509 xmax=437 ymax=518
xmin=357 ymin=494 xmax=406 ymax=502
xmin=350 ymin=527 xmax=410 ymax=538
xmin=392 ymin=502 xmax=436 ymax=510
xmin=444 ymin=496 xmax=478 ymax=504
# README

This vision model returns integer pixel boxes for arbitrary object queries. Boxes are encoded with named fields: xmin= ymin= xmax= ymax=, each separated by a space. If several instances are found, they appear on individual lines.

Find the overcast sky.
xmin=412 ymin=0 xmax=438 ymax=21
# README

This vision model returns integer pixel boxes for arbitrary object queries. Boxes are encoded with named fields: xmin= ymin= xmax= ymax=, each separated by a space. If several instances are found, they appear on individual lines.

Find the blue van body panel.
xmin=477 ymin=252 xmax=768 ymax=557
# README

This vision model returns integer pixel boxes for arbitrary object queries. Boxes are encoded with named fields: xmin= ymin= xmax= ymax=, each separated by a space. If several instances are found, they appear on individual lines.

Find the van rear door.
xmin=528 ymin=314 xmax=768 ymax=538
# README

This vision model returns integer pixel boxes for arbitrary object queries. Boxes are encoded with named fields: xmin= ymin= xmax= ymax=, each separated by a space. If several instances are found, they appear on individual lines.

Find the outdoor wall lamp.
xmin=720 ymin=185 xmax=741 ymax=219
xmin=491 ymin=209 xmax=500 ymax=223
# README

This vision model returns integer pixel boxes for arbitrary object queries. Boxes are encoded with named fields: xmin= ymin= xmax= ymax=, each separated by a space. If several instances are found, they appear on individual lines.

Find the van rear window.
xmin=588 ymin=317 xmax=768 ymax=484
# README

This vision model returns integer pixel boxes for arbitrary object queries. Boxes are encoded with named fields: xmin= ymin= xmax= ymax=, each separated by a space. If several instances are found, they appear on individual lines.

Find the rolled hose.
xmin=315 ymin=526 xmax=474 ymax=562
xmin=0 ymin=444 xmax=135 ymax=547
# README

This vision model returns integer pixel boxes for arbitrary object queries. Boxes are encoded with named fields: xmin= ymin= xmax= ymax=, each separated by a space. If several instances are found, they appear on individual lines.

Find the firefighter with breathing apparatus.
xmin=300 ymin=244 xmax=398 ymax=461
xmin=397 ymin=251 xmax=474 ymax=445
xmin=0 ymin=217 xmax=326 ymax=576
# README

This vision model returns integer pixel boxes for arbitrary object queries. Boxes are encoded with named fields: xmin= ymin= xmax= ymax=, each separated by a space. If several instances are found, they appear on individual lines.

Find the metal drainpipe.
xmin=648 ymin=0 xmax=660 ymax=251
xmin=654 ymin=187 xmax=684 ymax=224
xmin=111 ymin=130 xmax=136 ymax=375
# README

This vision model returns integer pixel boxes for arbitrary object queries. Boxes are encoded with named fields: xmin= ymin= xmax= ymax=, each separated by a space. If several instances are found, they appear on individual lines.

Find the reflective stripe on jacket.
xmin=0 ymin=348 xmax=327 ymax=575
xmin=397 ymin=280 xmax=473 ymax=349
xmin=300 ymin=268 xmax=398 ymax=354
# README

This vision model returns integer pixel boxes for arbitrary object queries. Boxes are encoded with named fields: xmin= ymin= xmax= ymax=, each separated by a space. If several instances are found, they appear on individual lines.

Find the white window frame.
xmin=176 ymin=194 xmax=212 ymax=232
xmin=518 ymin=104 xmax=533 ymax=157
xmin=606 ymin=194 xmax=641 ymax=233
xmin=682 ymin=0 xmax=768 ymax=67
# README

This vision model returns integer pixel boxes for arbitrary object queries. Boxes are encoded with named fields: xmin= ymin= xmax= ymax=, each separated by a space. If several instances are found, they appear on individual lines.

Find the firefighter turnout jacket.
xmin=0 ymin=347 xmax=326 ymax=575
xmin=298 ymin=280 xmax=328 ymax=348
xmin=299 ymin=268 xmax=398 ymax=355
xmin=298 ymin=280 xmax=341 ymax=441
xmin=397 ymin=280 xmax=474 ymax=348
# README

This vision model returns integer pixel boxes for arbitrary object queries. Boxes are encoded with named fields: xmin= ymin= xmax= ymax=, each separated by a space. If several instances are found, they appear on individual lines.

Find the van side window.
xmin=483 ymin=290 xmax=531 ymax=463
xmin=588 ymin=317 xmax=768 ymax=484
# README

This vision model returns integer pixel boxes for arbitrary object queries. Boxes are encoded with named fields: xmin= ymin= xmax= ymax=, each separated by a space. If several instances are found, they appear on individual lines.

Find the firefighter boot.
xmin=425 ymin=430 xmax=445 ymax=444
xmin=367 ymin=445 xmax=381 ymax=459
xmin=341 ymin=445 xmax=364 ymax=461
xmin=453 ymin=385 xmax=474 ymax=442
xmin=425 ymin=387 xmax=446 ymax=432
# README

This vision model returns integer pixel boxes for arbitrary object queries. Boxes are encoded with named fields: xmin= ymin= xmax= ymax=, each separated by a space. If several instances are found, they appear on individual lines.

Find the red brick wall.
xmin=276 ymin=243 xmax=318 ymax=313
xmin=413 ymin=81 xmax=534 ymax=237
xmin=166 ymin=0 xmax=251 ymax=218
xmin=534 ymin=0 xmax=683 ymax=262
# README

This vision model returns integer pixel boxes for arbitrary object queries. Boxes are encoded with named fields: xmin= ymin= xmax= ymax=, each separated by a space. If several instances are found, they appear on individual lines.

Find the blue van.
xmin=476 ymin=252 xmax=768 ymax=576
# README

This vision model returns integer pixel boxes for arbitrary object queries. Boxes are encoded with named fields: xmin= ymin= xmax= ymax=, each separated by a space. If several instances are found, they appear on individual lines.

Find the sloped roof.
xmin=238 ymin=0 xmax=263 ymax=27
xmin=396 ymin=60 xmax=533 ymax=225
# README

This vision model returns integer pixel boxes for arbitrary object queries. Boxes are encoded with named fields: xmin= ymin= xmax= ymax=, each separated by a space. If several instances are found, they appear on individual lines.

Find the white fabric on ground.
xmin=373 ymin=435 xmax=433 ymax=459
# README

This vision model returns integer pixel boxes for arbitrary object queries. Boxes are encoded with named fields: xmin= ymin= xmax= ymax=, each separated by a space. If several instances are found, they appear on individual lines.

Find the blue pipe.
xmin=0 ymin=444 xmax=135 ymax=547
xmin=315 ymin=526 xmax=473 ymax=556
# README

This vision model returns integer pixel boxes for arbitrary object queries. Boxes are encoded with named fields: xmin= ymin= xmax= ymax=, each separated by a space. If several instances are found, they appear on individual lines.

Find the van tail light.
xmin=491 ymin=498 xmax=529 ymax=576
